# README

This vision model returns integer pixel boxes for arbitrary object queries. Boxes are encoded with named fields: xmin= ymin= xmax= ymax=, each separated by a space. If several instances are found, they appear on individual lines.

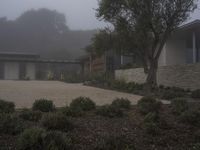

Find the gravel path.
xmin=0 ymin=80 xmax=143 ymax=108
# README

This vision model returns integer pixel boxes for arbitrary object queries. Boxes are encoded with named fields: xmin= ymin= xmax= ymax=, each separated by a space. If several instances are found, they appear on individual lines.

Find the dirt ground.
xmin=0 ymin=80 xmax=145 ymax=108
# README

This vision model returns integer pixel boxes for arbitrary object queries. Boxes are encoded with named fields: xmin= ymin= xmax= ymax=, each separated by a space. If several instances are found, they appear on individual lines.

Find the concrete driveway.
xmin=0 ymin=80 xmax=143 ymax=108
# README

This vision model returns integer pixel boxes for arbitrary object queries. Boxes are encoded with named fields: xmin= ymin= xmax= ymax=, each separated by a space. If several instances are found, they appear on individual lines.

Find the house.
xmin=116 ymin=20 xmax=200 ymax=90
xmin=81 ymin=50 xmax=136 ymax=75
xmin=159 ymin=19 xmax=200 ymax=66
xmin=0 ymin=52 xmax=82 ymax=80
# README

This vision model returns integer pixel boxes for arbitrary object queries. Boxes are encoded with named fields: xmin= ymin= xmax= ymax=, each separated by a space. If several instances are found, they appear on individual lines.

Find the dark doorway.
xmin=0 ymin=62 xmax=4 ymax=79
xmin=19 ymin=63 xmax=26 ymax=79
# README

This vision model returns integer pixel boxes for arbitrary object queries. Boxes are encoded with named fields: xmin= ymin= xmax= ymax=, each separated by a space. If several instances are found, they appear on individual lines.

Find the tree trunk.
xmin=145 ymin=59 xmax=158 ymax=91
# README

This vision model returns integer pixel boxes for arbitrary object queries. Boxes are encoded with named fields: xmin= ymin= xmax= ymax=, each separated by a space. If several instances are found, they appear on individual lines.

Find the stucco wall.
xmin=26 ymin=63 xmax=36 ymax=80
xmin=115 ymin=63 xmax=200 ymax=90
xmin=4 ymin=62 xmax=19 ymax=80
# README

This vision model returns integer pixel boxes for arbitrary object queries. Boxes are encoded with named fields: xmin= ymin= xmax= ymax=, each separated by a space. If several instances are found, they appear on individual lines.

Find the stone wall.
xmin=115 ymin=63 xmax=200 ymax=90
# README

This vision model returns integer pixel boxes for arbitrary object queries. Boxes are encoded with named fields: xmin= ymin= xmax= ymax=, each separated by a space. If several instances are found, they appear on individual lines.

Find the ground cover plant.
xmin=0 ymin=97 xmax=200 ymax=150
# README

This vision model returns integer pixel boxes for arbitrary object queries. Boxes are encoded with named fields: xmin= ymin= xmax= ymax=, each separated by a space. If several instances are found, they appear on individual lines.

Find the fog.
xmin=0 ymin=0 xmax=106 ymax=30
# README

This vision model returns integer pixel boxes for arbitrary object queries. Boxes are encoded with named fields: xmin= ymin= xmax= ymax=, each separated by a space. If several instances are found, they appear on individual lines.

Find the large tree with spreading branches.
xmin=96 ymin=0 xmax=198 ymax=89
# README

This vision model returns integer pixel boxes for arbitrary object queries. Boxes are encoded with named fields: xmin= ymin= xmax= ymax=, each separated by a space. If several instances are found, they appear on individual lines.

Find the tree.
xmin=97 ymin=0 xmax=197 ymax=89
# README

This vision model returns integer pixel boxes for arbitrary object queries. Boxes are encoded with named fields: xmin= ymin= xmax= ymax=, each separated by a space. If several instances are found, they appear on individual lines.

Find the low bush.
xmin=95 ymin=135 xmax=136 ymax=150
xmin=111 ymin=98 xmax=131 ymax=110
xmin=161 ymin=90 xmax=185 ymax=100
xmin=191 ymin=143 xmax=200 ymax=150
xmin=191 ymin=89 xmax=200 ymax=99
xmin=32 ymin=99 xmax=55 ymax=112
xmin=17 ymin=128 xmax=45 ymax=150
xmin=17 ymin=128 xmax=72 ymax=150
xmin=70 ymin=97 xmax=96 ymax=111
xmin=0 ymin=99 xmax=15 ymax=113
xmin=19 ymin=109 xmax=42 ymax=122
xmin=40 ymin=113 xmax=73 ymax=132
xmin=171 ymin=98 xmax=189 ymax=115
xmin=137 ymin=97 xmax=162 ymax=115
xmin=143 ymin=112 xmax=160 ymax=135
xmin=96 ymin=105 xmax=124 ymax=118
xmin=0 ymin=114 xmax=24 ymax=135
xmin=43 ymin=131 xmax=72 ymax=150
xmin=61 ymin=106 xmax=83 ymax=117
xmin=179 ymin=110 xmax=200 ymax=126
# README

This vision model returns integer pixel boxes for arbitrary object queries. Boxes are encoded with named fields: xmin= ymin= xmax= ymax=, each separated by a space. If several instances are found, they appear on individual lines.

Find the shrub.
xmin=0 ymin=114 xmax=24 ymax=135
xmin=161 ymin=90 xmax=185 ymax=100
xmin=40 ymin=113 xmax=73 ymax=132
xmin=70 ymin=97 xmax=96 ymax=111
xmin=137 ymin=97 xmax=162 ymax=115
xmin=0 ymin=99 xmax=15 ymax=113
xmin=171 ymin=98 xmax=189 ymax=115
xmin=17 ymin=128 xmax=45 ymax=150
xmin=32 ymin=99 xmax=55 ymax=112
xmin=19 ymin=109 xmax=42 ymax=122
xmin=111 ymin=98 xmax=131 ymax=110
xmin=179 ymin=110 xmax=200 ymax=126
xmin=142 ymin=112 xmax=160 ymax=135
xmin=191 ymin=143 xmax=200 ymax=150
xmin=96 ymin=105 xmax=124 ymax=118
xmin=17 ymin=128 xmax=72 ymax=150
xmin=43 ymin=131 xmax=72 ymax=150
xmin=95 ymin=135 xmax=136 ymax=150
xmin=61 ymin=106 xmax=83 ymax=117
xmin=191 ymin=89 xmax=200 ymax=99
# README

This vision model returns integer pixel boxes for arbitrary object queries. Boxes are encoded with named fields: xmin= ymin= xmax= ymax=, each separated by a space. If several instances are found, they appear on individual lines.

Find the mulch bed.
xmin=0 ymin=105 xmax=199 ymax=150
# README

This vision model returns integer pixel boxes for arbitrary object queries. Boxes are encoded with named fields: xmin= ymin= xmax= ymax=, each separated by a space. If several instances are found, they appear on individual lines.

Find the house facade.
xmin=0 ymin=52 xmax=82 ymax=80
xmin=116 ymin=20 xmax=200 ymax=90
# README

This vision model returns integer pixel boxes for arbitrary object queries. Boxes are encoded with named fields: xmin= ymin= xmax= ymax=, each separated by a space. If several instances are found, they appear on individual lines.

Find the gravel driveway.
xmin=0 ymin=80 xmax=143 ymax=108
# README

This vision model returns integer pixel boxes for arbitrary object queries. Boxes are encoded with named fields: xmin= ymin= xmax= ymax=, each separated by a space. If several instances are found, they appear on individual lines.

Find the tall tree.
xmin=97 ymin=0 xmax=197 ymax=89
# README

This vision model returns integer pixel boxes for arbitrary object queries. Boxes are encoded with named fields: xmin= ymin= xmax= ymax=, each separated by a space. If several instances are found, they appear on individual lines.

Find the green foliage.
xmin=43 ymin=131 xmax=72 ymax=150
xmin=17 ymin=128 xmax=45 ymax=150
xmin=0 ymin=99 xmax=15 ymax=113
xmin=17 ymin=128 xmax=72 ymax=150
xmin=143 ymin=112 xmax=160 ymax=135
xmin=111 ymin=98 xmax=131 ymax=109
xmin=137 ymin=97 xmax=162 ymax=115
xmin=70 ymin=97 xmax=96 ymax=111
xmin=61 ymin=106 xmax=83 ymax=117
xmin=32 ymin=99 xmax=55 ymax=112
xmin=19 ymin=109 xmax=42 ymax=122
xmin=96 ymin=105 xmax=124 ymax=118
xmin=171 ymin=98 xmax=189 ymax=115
xmin=40 ymin=113 xmax=73 ymax=132
xmin=191 ymin=89 xmax=200 ymax=99
xmin=179 ymin=110 xmax=200 ymax=126
xmin=0 ymin=114 xmax=24 ymax=135
xmin=191 ymin=143 xmax=200 ymax=150
xmin=95 ymin=135 xmax=136 ymax=150
xmin=161 ymin=90 xmax=185 ymax=100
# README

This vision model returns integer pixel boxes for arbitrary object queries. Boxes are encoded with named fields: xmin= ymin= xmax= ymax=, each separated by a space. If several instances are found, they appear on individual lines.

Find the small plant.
xmin=161 ymin=90 xmax=185 ymax=100
xmin=17 ymin=128 xmax=45 ymax=150
xmin=95 ymin=134 xmax=136 ymax=150
xmin=40 ymin=113 xmax=73 ymax=132
xmin=70 ymin=97 xmax=96 ymax=111
xmin=32 ymin=99 xmax=55 ymax=112
xmin=19 ymin=109 xmax=42 ymax=122
xmin=111 ymin=98 xmax=131 ymax=109
xmin=191 ymin=89 xmax=200 ymax=99
xmin=143 ymin=112 xmax=160 ymax=135
xmin=0 ymin=99 xmax=15 ymax=113
xmin=171 ymin=98 xmax=189 ymax=115
xmin=137 ymin=97 xmax=162 ymax=115
xmin=191 ymin=143 xmax=200 ymax=150
xmin=179 ymin=110 xmax=200 ymax=126
xmin=61 ymin=106 xmax=83 ymax=117
xmin=0 ymin=114 xmax=24 ymax=135
xmin=43 ymin=131 xmax=72 ymax=150
xmin=96 ymin=105 xmax=124 ymax=118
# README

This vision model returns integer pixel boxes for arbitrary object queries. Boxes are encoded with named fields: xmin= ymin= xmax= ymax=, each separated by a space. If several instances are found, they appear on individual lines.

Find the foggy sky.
xmin=0 ymin=0 xmax=199 ymax=30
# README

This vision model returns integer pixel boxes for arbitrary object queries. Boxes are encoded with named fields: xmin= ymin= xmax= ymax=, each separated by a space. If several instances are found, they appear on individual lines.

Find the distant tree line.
xmin=0 ymin=8 xmax=96 ymax=59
